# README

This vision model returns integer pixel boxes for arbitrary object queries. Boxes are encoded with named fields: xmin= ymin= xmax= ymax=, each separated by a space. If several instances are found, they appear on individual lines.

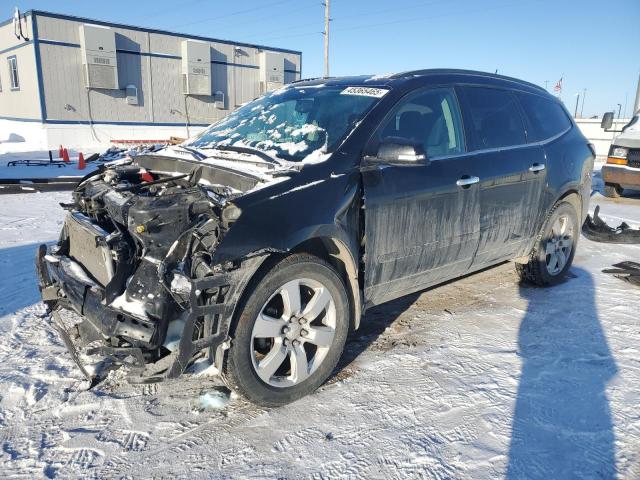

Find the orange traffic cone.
xmin=59 ymin=145 xmax=64 ymax=158
xmin=62 ymin=148 xmax=70 ymax=163
xmin=78 ymin=152 xmax=86 ymax=170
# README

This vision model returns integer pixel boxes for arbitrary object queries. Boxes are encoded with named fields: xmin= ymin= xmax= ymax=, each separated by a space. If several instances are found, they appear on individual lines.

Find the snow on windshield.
xmin=188 ymin=86 xmax=385 ymax=163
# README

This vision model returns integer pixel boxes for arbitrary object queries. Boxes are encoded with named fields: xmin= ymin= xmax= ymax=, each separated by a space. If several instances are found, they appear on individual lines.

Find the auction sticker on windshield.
xmin=340 ymin=86 xmax=389 ymax=98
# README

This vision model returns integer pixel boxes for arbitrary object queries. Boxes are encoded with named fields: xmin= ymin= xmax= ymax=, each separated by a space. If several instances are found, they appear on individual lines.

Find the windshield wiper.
xmin=174 ymin=145 xmax=207 ymax=160
xmin=210 ymin=144 xmax=282 ymax=166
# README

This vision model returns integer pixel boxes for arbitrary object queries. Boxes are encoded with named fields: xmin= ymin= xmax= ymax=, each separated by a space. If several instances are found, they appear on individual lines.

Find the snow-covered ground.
xmin=0 ymin=171 xmax=639 ymax=478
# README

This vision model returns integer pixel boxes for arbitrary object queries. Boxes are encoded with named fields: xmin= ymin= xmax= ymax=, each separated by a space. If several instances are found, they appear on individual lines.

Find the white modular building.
xmin=0 ymin=10 xmax=302 ymax=150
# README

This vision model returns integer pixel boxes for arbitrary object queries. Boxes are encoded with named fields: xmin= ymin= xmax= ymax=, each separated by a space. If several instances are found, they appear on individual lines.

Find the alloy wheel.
xmin=250 ymin=278 xmax=337 ymax=387
xmin=544 ymin=214 xmax=574 ymax=275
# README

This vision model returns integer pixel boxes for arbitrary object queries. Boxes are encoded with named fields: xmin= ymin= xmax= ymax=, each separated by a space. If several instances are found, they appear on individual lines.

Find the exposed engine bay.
xmin=36 ymin=156 xmax=268 ymax=385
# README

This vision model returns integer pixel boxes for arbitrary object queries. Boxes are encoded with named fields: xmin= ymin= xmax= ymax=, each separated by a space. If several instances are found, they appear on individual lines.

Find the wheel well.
xmin=291 ymin=237 xmax=361 ymax=330
xmin=558 ymin=190 xmax=581 ymax=218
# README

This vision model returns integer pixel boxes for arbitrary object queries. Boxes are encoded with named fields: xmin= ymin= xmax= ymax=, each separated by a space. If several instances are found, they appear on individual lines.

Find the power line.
xmin=249 ymin=0 xmax=540 ymax=44
xmin=143 ymin=0 xmax=210 ymax=21
xmin=175 ymin=0 xmax=298 ymax=29
xmin=213 ymin=3 xmax=315 ymax=35
xmin=237 ymin=0 xmax=451 ymax=42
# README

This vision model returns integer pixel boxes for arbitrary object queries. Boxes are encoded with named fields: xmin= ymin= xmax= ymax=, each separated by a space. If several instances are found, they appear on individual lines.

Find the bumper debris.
xmin=603 ymin=261 xmax=640 ymax=287
xmin=581 ymin=205 xmax=640 ymax=244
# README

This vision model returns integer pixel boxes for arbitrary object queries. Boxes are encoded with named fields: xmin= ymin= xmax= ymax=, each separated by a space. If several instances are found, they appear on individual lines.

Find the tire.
xmin=604 ymin=183 xmax=622 ymax=198
xmin=223 ymin=253 xmax=350 ymax=406
xmin=516 ymin=201 xmax=579 ymax=286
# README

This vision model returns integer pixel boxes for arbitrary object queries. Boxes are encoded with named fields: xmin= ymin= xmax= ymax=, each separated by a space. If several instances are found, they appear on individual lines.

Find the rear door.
xmin=456 ymin=86 xmax=547 ymax=267
xmin=361 ymin=87 xmax=481 ymax=307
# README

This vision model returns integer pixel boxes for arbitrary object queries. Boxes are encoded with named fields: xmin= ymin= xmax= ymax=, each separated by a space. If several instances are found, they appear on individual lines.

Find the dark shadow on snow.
xmin=507 ymin=267 xmax=618 ymax=478
xmin=0 ymin=242 xmax=49 ymax=315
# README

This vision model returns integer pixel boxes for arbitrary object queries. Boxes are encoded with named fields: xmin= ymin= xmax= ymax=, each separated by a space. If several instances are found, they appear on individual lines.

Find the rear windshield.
xmin=188 ymin=86 xmax=387 ymax=162
xmin=516 ymin=92 xmax=571 ymax=142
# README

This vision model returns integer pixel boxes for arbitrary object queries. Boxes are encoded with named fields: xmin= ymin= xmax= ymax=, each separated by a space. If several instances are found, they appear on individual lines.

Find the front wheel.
xmin=516 ymin=201 xmax=579 ymax=286
xmin=223 ymin=254 xmax=350 ymax=406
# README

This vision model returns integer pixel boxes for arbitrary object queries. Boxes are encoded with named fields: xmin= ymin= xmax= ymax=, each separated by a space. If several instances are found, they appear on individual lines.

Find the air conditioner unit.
xmin=259 ymin=51 xmax=285 ymax=93
xmin=182 ymin=40 xmax=211 ymax=96
xmin=79 ymin=24 xmax=119 ymax=90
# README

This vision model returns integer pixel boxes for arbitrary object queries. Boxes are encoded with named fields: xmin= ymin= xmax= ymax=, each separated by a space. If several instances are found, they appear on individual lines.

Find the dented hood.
xmin=133 ymin=151 xmax=287 ymax=194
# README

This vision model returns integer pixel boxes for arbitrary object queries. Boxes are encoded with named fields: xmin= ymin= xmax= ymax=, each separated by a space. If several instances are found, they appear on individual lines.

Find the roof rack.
xmin=391 ymin=69 xmax=547 ymax=93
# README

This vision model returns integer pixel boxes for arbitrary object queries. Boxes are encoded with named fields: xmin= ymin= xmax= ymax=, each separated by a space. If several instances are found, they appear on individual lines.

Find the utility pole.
xmin=634 ymin=73 xmax=640 ymax=115
xmin=574 ymin=93 xmax=580 ymax=118
xmin=323 ymin=0 xmax=330 ymax=78
xmin=580 ymin=88 xmax=586 ymax=118
xmin=544 ymin=80 xmax=549 ymax=91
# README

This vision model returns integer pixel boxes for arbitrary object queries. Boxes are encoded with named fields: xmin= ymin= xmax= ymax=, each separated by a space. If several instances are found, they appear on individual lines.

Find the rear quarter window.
xmin=458 ymin=86 xmax=526 ymax=150
xmin=516 ymin=92 xmax=572 ymax=142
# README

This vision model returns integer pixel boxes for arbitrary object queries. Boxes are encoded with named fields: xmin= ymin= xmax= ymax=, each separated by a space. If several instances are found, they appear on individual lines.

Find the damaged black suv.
xmin=37 ymin=70 xmax=594 ymax=406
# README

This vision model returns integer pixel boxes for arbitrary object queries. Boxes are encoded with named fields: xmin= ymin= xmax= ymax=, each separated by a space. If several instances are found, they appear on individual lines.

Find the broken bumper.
xmin=601 ymin=164 xmax=640 ymax=187
xmin=36 ymin=244 xmax=264 ymax=383
xmin=38 ymin=249 xmax=159 ymax=346
xmin=581 ymin=205 xmax=640 ymax=244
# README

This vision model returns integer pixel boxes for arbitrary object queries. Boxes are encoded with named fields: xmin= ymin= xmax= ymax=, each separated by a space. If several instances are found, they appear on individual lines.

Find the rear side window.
xmin=375 ymin=87 xmax=464 ymax=158
xmin=459 ymin=86 xmax=526 ymax=150
xmin=517 ymin=92 xmax=571 ymax=141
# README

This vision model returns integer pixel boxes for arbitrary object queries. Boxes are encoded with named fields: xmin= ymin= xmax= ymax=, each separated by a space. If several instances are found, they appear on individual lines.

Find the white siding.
xmin=33 ymin=13 xmax=301 ymax=126
xmin=0 ymin=14 xmax=41 ymax=120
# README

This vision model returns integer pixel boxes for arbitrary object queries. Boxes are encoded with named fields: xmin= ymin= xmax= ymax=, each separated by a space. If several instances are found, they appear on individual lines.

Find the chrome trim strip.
xmin=429 ymin=126 xmax=572 ymax=162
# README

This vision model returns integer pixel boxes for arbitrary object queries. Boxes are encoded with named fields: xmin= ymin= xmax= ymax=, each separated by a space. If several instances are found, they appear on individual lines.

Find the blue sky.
xmin=5 ymin=0 xmax=640 ymax=118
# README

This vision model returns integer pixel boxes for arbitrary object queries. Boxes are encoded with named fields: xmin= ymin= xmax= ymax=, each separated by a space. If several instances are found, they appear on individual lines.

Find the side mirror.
xmin=367 ymin=137 xmax=428 ymax=167
xmin=601 ymin=111 xmax=614 ymax=131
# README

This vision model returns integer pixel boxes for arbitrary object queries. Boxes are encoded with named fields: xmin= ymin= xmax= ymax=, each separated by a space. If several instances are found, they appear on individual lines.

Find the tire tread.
xmin=516 ymin=201 xmax=577 ymax=286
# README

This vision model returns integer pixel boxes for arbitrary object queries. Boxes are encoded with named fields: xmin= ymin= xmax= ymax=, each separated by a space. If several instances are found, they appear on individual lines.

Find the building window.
xmin=8 ymin=56 xmax=19 ymax=90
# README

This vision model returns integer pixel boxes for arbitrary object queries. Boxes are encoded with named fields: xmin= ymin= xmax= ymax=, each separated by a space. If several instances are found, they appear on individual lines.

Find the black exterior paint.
xmin=210 ymin=71 xmax=593 ymax=308
xmin=37 ymin=69 xmax=594 ymax=379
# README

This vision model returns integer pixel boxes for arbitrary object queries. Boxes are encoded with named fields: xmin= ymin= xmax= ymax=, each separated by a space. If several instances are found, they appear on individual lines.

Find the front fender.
xmin=212 ymin=169 xmax=361 ymax=267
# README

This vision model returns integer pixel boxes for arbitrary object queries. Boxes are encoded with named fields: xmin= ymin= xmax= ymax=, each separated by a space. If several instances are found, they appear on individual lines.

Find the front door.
xmin=361 ymin=87 xmax=481 ymax=307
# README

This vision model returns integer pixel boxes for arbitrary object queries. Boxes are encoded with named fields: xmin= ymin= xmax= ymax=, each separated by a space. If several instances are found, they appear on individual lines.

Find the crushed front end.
xmin=36 ymin=158 xmax=263 ymax=385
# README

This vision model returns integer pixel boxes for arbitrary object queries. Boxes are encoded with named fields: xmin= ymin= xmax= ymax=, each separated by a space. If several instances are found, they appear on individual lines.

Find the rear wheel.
xmin=223 ymin=254 xmax=350 ymax=406
xmin=604 ymin=183 xmax=622 ymax=198
xmin=516 ymin=201 xmax=579 ymax=286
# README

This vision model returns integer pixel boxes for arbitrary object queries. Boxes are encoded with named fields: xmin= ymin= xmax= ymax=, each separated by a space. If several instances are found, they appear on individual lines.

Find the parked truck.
xmin=601 ymin=104 xmax=640 ymax=198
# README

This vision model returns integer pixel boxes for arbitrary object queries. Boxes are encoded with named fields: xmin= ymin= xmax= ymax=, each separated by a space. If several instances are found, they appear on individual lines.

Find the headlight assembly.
xmin=221 ymin=203 xmax=242 ymax=227
xmin=607 ymin=146 xmax=628 ymax=165
xmin=610 ymin=146 xmax=628 ymax=159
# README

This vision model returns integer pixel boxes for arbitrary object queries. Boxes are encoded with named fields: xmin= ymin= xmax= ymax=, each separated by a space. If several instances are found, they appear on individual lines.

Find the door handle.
xmin=529 ymin=163 xmax=546 ymax=172
xmin=456 ymin=175 xmax=480 ymax=187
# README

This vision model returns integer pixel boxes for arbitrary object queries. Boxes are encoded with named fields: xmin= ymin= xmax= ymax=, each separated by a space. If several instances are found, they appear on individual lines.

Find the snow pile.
xmin=198 ymin=389 xmax=231 ymax=410
xmin=110 ymin=292 xmax=148 ymax=319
